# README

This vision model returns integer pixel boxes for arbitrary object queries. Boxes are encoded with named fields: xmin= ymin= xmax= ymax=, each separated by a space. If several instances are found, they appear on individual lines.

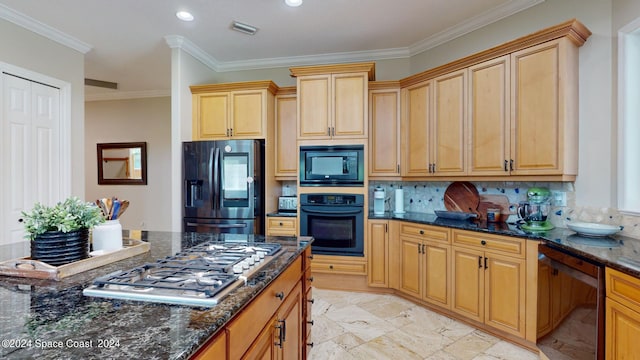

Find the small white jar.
xmin=92 ymin=220 xmax=123 ymax=252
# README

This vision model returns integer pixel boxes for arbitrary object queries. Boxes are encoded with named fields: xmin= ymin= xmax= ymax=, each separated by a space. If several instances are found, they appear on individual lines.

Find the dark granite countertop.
xmin=266 ymin=212 xmax=298 ymax=217
xmin=370 ymin=211 xmax=640 ymax=278
xmin=0 ymin=232 xmax=311 ymax=360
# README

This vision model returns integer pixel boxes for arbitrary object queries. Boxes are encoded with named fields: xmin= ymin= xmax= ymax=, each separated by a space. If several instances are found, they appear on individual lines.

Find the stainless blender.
xmin=518 ymin=187 xmax=554 ymax=231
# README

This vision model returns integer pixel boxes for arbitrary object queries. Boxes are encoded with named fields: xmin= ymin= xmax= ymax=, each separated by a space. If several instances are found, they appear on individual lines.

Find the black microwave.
xmin=299 ymin=145 xmax=364 ymax=186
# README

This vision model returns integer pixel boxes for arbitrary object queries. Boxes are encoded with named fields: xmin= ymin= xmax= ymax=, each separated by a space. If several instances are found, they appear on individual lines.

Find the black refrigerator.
xmin=182 ymin=139 xmax=264 ymax=235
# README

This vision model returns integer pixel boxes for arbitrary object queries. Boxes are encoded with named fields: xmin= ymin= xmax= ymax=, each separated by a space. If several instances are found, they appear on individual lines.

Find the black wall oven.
xmin=299 ymin=193 xmax=364 ymax=256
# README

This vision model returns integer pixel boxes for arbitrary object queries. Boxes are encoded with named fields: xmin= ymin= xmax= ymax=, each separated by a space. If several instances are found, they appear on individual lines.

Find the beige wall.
xmin=0 ymin=18 xmax=86 ymax=197
xmin=85 ymin=97 xmax=171 ymax=231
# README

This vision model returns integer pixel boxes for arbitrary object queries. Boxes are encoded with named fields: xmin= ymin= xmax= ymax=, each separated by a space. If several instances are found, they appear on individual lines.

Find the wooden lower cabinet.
xmin=451 ymin=230 xmax=526 ymax=338
xmin=606 ymin=267 xmax=640 ymax=359
xmin=395 ymin=222 xmax=451 ymax=309
xmin=367 ymin=220 xmax=389 ymax=287
xmin=190 ymin=254 xmax=308 ymax=360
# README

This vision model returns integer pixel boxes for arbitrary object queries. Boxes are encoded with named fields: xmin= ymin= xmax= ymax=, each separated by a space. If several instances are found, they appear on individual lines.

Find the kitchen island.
xmin=0 ymin=232 xmax=312 ymax=360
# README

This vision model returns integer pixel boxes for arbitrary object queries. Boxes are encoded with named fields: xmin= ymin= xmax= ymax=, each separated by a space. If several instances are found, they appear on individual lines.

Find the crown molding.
xmin=0 ymin=3 xmax=92 ymax=54
xmin=409 ymin=0 xmax=545 ymax=55
xmin=85 ymin=89 xmax=170 ymax=102
xmin=164 ymin=35 xmax=221 ymax=71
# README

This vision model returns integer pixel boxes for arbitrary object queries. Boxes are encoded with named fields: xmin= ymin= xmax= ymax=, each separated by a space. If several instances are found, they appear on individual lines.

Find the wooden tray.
xmin=0 ymin=238 xmax=150 ymax=281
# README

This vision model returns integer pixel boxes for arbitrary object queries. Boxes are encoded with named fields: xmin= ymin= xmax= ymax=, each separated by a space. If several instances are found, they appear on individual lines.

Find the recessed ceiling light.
xmin=285 ymin=0 xmax=303 ymax=7
xmin=176 ymin=11 xmax=194 ymax=22
xmin=231 ymin=21 xmax=259 ymax=35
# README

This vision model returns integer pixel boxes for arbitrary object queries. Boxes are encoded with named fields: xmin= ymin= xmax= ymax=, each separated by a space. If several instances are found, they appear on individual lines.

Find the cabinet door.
xmin=369 ymin=88 xmax=400 ymax=176
xmin=536 ymin=264 xmax=553 ymax=338
xmin=367 ymin=220 xmax=389 ymax=288
xmin=277 ymin=282 xmax=303 ymax=360
xmin=606 ymin=299 xmax=640 ymax=359
xmin=243 ymin=318 xmax=277 ymax=360
xmin=484 ymin=253 xmax=526 ymax=337
xmin=511 ymin=39 xmax=564 ymax=175
xmin=468 ymin=55 xmax=510 ymax=175
xmin=398 ymin=236 xmax=422 ymax=298
xmin=192 ymin=331 xmax=227 ymax=360
xmin=297 ymin=75 xmax=330 ymax=139
xmin=274 ymin=94 xmax=298 ymax=177
xmin=423 ymin=242 xmax=450 ymax=308
xmin=401 ymin=81 xmax=431 ymax=176
xmin=231 ymin=90 xmax=265 ymax=138
xmin=431 ymin=69 xmax=466 ymax=175
xmin=332 ymin=73 xmax=367 ymax=138
xmin=451 ymin=246 xmax=483 ymax=322
xmin=195 ymin=92 xmax=230 ymax=139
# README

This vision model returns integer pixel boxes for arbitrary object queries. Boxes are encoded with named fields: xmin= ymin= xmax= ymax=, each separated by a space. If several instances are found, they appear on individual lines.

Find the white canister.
xmin=92 ymin=220 xmax=123 ymax=252
xmin=373 ymin=187 xmax=385 ymax=215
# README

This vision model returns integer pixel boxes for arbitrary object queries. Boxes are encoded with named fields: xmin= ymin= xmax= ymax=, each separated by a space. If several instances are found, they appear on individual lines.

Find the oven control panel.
xmin=301 ymin=193 xmax=363 ymax=206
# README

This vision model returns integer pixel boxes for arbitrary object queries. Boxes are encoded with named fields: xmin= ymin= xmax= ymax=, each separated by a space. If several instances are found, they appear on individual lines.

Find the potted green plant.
xmin=21 ymin=197 xmax=105 ymax=266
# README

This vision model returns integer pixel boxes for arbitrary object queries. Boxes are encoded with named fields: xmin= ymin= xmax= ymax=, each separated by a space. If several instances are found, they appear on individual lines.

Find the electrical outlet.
xmin=551 ymin=191 xmax=566 ymax=206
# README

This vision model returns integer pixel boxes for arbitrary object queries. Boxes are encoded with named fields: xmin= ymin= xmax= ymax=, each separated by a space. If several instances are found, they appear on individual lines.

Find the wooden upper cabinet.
xmin=401 ymin=81 xmax=431 ymax=176
xmin=510 ymin=38 xmax=577 ymax=176
xmin=191 ymin=81 xmax=278 ymax=140
xmin=369 ymin=82 xmax=400 ymax=177
xmin=431 ymin=69 xmax=467 ymax=176
xmin=274 ymin=87 xmax=297 ymax=178
xmin=290 ymin=62 xmax=374 ymax=140
xmin=468 ymin=55 xmax=511 ymax=176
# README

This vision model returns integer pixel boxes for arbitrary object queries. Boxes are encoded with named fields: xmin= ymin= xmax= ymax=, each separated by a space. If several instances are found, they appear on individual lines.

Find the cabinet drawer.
xmin=399 ymin=223 xmax=449 ymax=243
xmin=266 ymin=217 xmax=297 ymax=236
xmin=227 ymin=256 xmax=302 ymax=360
xmin=311 ymin=255 xmax=367 ymax=275
xmin=452 ymin=230 xmax=525 ymax=257
xmin=607 ymin=267 xmax=640 ymax=314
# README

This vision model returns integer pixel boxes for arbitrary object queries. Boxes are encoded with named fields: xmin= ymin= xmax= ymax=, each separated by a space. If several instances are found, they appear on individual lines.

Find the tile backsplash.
xmin=369 ymin=181 xmax=640 ymax=239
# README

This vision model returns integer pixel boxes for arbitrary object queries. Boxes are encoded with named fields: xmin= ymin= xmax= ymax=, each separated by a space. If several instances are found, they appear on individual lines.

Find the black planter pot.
xmin=31 ymin=229 xmax=90 ymax=266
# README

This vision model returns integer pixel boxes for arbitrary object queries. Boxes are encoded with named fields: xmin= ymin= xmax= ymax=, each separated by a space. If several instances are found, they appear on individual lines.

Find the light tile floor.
xmin=308 ymin=288 xmax=539 ymax=360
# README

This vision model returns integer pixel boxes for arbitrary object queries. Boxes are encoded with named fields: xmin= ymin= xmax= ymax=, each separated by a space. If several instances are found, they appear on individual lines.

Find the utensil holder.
xmin=92 ymin=220 xmax=123 ymax=252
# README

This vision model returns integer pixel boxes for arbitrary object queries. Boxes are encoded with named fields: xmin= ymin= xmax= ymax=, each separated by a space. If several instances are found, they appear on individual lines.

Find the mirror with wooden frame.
xmin=97 ymin=142 xmax=147 ymax=185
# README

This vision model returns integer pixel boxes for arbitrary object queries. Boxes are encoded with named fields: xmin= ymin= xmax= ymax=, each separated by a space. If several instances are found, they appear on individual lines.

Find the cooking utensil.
xmin=444 ymin=182 xmax=480 ymax=215
xmin=434 ymin=210 xmax=478 ymax=220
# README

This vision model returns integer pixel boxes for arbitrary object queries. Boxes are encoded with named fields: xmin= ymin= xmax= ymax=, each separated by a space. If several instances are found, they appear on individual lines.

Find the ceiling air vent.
xmin=231 ymin=21 xmax=258 ymax=35
xmin=85 ymin=78 xmax=118 ymax=89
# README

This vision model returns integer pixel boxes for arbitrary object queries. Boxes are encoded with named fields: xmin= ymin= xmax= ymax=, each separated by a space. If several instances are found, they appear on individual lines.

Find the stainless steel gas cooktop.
xmin=83 ymin=241 xmax=282 ymax=307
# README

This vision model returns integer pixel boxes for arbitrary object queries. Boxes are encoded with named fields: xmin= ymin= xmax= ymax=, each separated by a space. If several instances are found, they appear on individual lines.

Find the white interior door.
xmin=2 ymin=73 xmax=61 ymax=245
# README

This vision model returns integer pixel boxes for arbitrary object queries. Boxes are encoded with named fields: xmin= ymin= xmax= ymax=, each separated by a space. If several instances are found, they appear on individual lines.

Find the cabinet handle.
xmin=428 ymin=163 xmax=433 ymax=173
xmin=279 ymin=222 xmax=283 ymax=226
xmin=422 ymin=244 xmax=425 ymax=254
xmin=226 ymin=129 xmax=229 ymax=137
xmin=484 ymin=257 xmax=488 ymax=269
xmin=307 ymin=342 xmax=314 ymax=348
xmin=274 ymin=320 xmax=286 ymax=348
xmin=510 ymin=159 xmax=514 ymax=171
xmin=327 ymin=127 xmax=331 ymax=136
xmin=308 ymin=298 xmax=315 ymax=304
xmin=308 ymin=276 xmax=314 ymax=282
xmin=504 ymin=160 xmax=508 ymax=172
xmin=419 ymin=230 xmax=424 ymax=235
xmin=480 ymin=240 xmax=486 ymax=246
xmin=432 ymin=163 xmax=436 ymax=173
xmin=385 ymin=223 xmax=388 ymax=232
xmin=308 ymin=254 xmax=314 ymax=260
xmin=397 ymin=164 xmax=400 ymax=173
xmin=418 ymin=245 xmax=422 ymax=255
xmin=229 ymin=128 xmax=233 ymax=136
xmin=478 ymin=256 xmax=483 ymax=268
xmin=332 ymin=127 xmax=335 ymax=136
xmin=329 ymin=265 xmax=334 ymax=269
xmin=275 ymin=291 xmax=284 ymax=300
xmin=307 ymin=320 xmax=314 ymax=326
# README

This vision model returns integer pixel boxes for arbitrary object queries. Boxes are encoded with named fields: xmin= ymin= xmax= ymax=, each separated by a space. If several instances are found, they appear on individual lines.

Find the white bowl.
xmin=567 ymin=222 xmax=622 ymax=237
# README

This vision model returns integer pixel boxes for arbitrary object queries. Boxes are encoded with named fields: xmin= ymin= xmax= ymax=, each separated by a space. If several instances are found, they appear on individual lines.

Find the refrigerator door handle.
xmin=212 ymin=147 xmax=220 ymax=210
xmin=186 ymin=222 xmax=247 ymax=229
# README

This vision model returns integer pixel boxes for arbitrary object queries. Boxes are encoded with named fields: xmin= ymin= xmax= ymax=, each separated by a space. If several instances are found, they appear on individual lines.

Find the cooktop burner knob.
xmin=241 ymin=260 xmax=250 ymax=269
xmin=232 ymin=264 xmax=243 ymax=274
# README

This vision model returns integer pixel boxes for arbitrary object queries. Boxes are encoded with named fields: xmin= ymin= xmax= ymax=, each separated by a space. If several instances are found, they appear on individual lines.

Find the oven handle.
xmin=538 ymin=253 xmax=599 ymax=288
xmin=300 ymin=208 xmax=363 ymax=215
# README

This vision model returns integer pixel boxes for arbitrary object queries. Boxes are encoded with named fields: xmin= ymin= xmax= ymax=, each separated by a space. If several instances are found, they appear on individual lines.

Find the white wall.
xmin=0 ymin=18 xmax=85 ymax=197
xmin=85 ymin=97 xmax=171 ymax=231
